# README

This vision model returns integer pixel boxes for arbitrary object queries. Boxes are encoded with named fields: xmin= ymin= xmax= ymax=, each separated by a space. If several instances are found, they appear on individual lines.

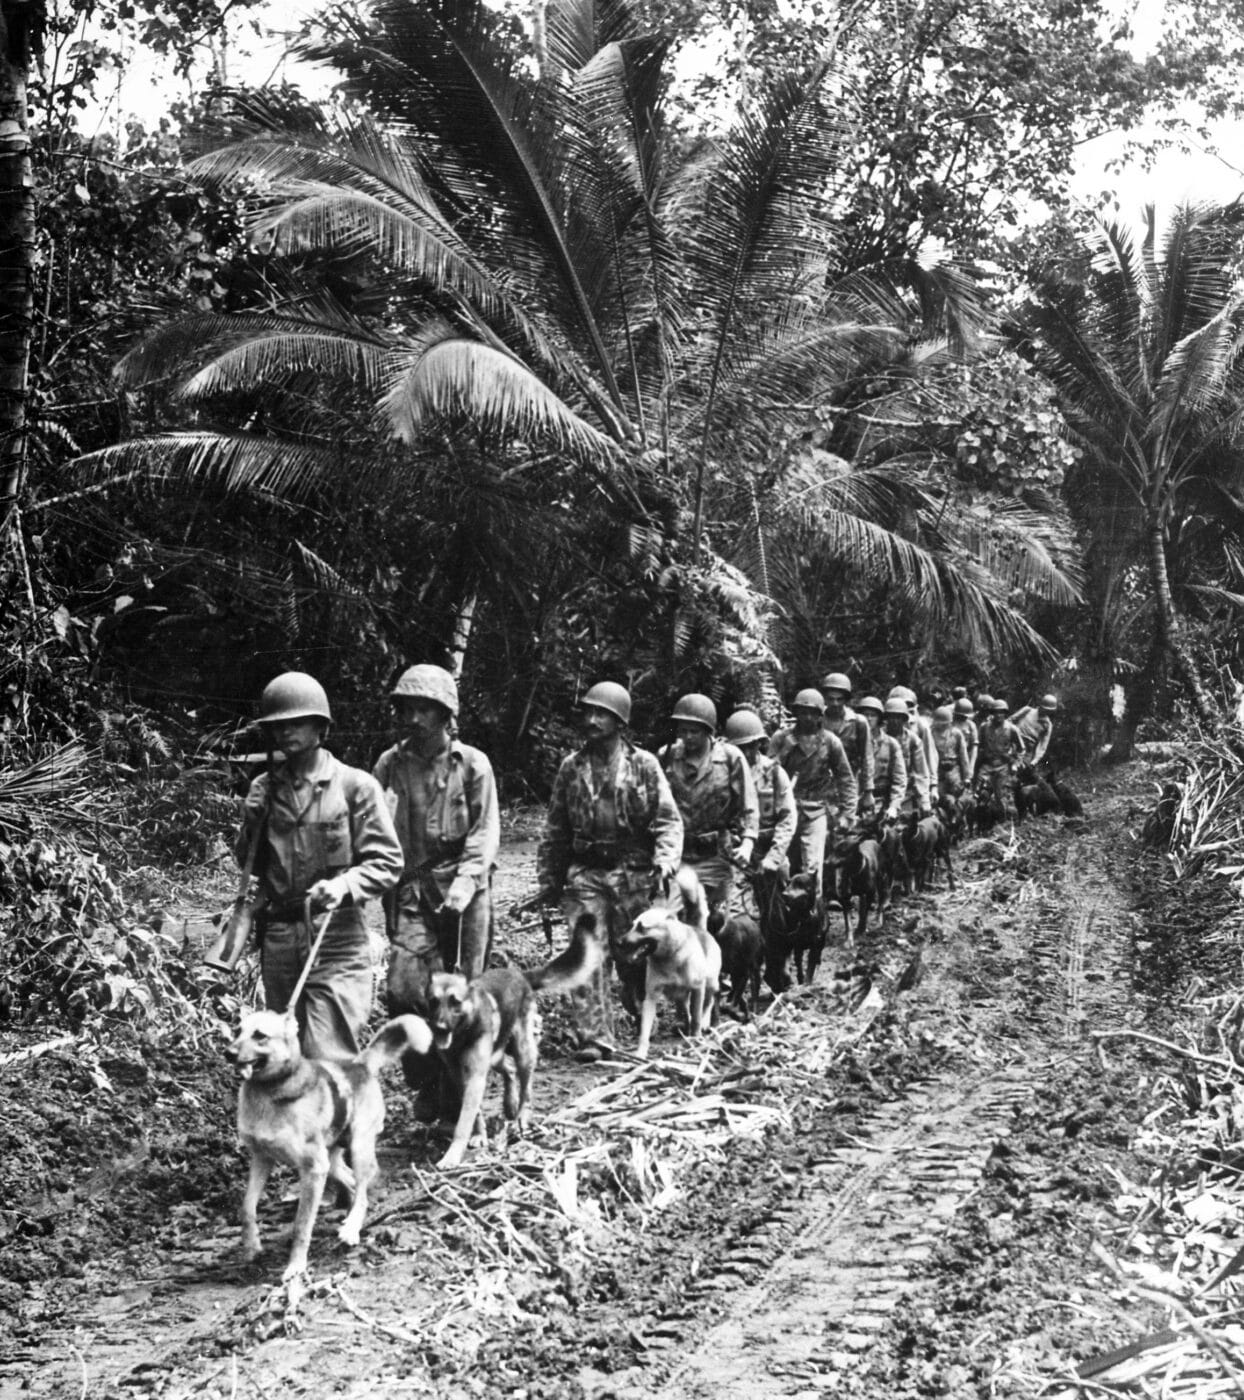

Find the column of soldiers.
xmin=234 ymin=668 xmax=1058 ymax=1069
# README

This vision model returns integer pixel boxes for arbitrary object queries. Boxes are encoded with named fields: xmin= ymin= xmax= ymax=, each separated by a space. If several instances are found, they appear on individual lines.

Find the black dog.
xmin=840 ymin=836 xmax=884 ymax=943
xmin=903 ymin=813 xmax=955 ymax=892
xmin=708 ymin=910 xmax=765 ymax=1018
xmin=763 ymin=871 xmax=826 ymax=990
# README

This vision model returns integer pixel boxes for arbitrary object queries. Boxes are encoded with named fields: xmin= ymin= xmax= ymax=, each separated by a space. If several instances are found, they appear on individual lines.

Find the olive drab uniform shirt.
xmin=825 ymin=709 xmax=875 ymax=803
xmin=658 ymin=737 xmax=759 ymax=861
xmin=955 ymin=716 xmax=979 ymax=776
xmin=373 ymin=739 xmax=500 ymax=899
xmin=769 ymin=727 xmax=859 ymax=823
xmin=871 ymin=731 xmax=908 ymax=817
xmin=537 ymin=740 xmax=683 ymax=893
xmin=978 ymin=719 xmax=1024 ymax=770
xmin=238 ymin=749 xmax=404 ymax=909
xmin=1010 ymin=707 xmax=1053 ymax=764
xmin=752 ymin=754 xmax=797 ymax=860
xmin=899 ymin=728 xmax=931 ymax=812
xmin=933 ymin=725 xmax=971 ymax=792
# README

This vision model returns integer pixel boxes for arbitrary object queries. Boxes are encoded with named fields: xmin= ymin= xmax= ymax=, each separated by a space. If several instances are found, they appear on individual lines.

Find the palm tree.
xmin=88 ymin=0 xmax=1073 ymax=688
xmin=1012 ymin=202 xmax=1244 ymax=727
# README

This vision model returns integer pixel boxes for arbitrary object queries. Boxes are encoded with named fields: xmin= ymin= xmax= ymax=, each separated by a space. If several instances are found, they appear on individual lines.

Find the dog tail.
xmin=526 ymin=913 xmax=604 ymax=993
xmin=358 ymin=1014 xmax=433 ymax=1071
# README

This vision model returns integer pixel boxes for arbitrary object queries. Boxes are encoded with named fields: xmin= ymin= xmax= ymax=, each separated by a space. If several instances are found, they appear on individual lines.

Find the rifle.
xmin=204 ymin=745 xmax=273 ymax=975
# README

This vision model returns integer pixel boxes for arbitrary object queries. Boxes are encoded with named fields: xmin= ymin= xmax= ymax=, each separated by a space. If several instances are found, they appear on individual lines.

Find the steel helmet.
xmin=671 ymin=693 xmax=718 ymax=731
xmin=953 ymin=697 xmax=975 ymax=716
xmin=1039 ymin=693 xmax=1059 ymax=712
xmin=888 ymin=684 xmax=917 ymax=708
xmin=883 ymin=697 xmax=910 ymax=717
xmin=820 ymin=671 xmax=852 ymax=694
xmin=259 ymin=672 xmax=331 ymax=725
xmin=792 ymin=688 xmax=827 ymax=713
xmin=580 ymin=681 xmax=632 ymax=724
xmin=932 ymin=705 xmax=953 ymax=724
xmin=391 ymin=663 xmax=459 ymax=717
xmin=992 ymin=697 xmax=1010 ymax=712
xmin=976 ymin=693 xmax=994 ymax=713
xmin=855 ymin=695 xmax=884 ymax=715
xmin=724 ymin=709 xmax=766 ymax=744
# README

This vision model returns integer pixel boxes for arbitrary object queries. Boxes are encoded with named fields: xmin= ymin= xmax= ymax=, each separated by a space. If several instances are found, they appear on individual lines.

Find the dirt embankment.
xmin=4 ymin=763 xmax=1242 ymax=1400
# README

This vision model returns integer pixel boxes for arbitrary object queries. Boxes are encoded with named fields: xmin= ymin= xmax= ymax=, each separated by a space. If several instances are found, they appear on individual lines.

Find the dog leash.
xmin=286 ymin=898 xmax=335 ymax=1011
xmin=452 ymin=911 xmax=464 ymax=975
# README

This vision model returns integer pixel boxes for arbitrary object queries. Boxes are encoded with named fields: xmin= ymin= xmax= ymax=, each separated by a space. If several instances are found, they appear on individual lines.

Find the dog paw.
xmin=337 ymin=1221 xmax=361 ymax=1248
xmin=281 ymin=1260 xmax=308 ymax=1284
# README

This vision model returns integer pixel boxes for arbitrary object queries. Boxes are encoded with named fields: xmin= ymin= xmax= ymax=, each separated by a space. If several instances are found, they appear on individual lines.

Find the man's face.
xmin=581 ymin=705 xmax=621 ymax=744
xmin=676 ymin=721 xmax=711 ymax=756
xmin=267 ymin=717 xmax=322 ymax=757
xmin=394 ymin=697 xmax=449 ymax=746
xmin=989 ymin=709 xmax=1004 ymax=726
xmin=824 ymin=689 xmax=847 ymax=717
xmin=738 ymin=739 xmax=764 ymax=765
xmin=884 ymin=714 xmax=907 ymax=737
xmin=793 ymin=706 xmax=822 ymax=734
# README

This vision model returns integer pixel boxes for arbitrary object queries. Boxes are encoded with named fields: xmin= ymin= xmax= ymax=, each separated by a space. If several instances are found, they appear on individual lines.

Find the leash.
xmin=452 ymin=910 xmax=464 ymax=975
xmin=286 ymin=898 xmax=334 ymax=1011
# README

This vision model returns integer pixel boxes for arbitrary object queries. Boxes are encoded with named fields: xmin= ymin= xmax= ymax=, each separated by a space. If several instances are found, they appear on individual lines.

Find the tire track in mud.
xmin=629 ymin=822 xmax=1136 ymax=1399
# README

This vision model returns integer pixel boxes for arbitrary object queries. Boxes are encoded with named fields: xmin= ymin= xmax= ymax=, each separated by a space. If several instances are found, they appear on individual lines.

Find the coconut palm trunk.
xmin=1148 ymin=509 xmax=1215 ymax=724
xmin=0 ymin=8 xmax=34 ymax=539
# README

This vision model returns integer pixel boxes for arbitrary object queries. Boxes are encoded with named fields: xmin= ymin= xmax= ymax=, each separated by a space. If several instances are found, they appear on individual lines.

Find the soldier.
xmin=889 ymin=685 xmax=939 ymax=806
xmin=977 ymin=697 xmax=1024 ymax=812
xmin=723 ymin=709 xmax=796 ymax=875
xmin=855 ymin=696 xmax=907 ymax=823
xmin=882 ymin=696 xmax=931 ymax=818
xmin=374 ymin=664 xmax=500 ymax=1019
xmin=770 ymin=688 xmax=858 ymax=891
xmin=1010 ymin=694 xmax=1059 ymax=764
xmin=237 ymin=672 xmax=404 ymax=1061
xmin=931 ymin=705 xmax=971 ymax=797
xmin=659 ymin=694 xmax=758 ymax=916
xmin=821 ymin=672 xmax=875 ymax=814
xmin=537 ymin=682 xmax=683 ymax=1047
xmin=953 ymin=696 xmax=979 ymax=778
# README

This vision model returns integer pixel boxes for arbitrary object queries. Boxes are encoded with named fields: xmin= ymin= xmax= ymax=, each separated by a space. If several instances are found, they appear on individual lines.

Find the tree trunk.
xmin=1147 ymin=513 xmax=1215 ymax=726
xmin=0 ymin=11 xmax=32 ymax=541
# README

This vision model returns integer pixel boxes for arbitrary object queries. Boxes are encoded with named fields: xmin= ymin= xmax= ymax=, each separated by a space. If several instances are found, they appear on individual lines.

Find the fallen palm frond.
xmin=0 ymin=743 xmax=99 ymax=836
xmin=1143 ymin=729 xmax=1244 ymax=891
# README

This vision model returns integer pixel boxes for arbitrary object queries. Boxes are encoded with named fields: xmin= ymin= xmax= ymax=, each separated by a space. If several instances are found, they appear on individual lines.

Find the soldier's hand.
xmin=734 ymin=838 xmax=754 ymax=869
xmin=309 ymin=876 xmax=350 ymax=913
xmin=760 ymin=850 xmax=784 ymax=874
xmin=440 ymin=874 xmax=477 ymax=915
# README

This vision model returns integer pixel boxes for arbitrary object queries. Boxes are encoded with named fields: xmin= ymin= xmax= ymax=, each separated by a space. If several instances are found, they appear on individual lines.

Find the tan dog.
xmin=427 ymin=966 xmax=539 ymax=1169
xmin=616 ymin=907 xmax=722 ymax=1058
xmin=228 ymin=1009 xmax=431 ymax=1279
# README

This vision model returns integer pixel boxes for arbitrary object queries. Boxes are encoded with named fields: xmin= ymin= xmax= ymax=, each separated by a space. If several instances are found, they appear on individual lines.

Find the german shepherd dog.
xmin=616 ymin=907 xmax=722 ymax=1058
xmin=229 ymin=1010 xmax=432 ymax=1279
xmin=427 ymin=966 xmax=540 ymax=1169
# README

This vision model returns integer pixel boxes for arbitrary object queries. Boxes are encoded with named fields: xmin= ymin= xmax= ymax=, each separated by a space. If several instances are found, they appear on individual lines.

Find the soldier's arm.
xmin=536 ymin=760 xmax=574 ymax=897
xmin=886 ymin=738 xmax=907 ymax=818
xmin=733 ymin=747 xmax=760 ymax=842
xmin=343 ymin=774 xmax=406 ymax=904
xmin=647 ymin=758 xmax=685 ymax=875
xmin=236 ymin=774 xmax=268 ymax=868
xmin=829 ymin=734 xmax=858 ymax=820
xmin=771 ymin=765 xmax=798 ymax=855
xmin=858 ymin=718 xmax=875 ymax=805
xmin=909 ymin=738 xmax=930 ymax=812
xmin=1032 ymin=722 xmax=1051 ymax=765
xmin=457 ymin=750 xmax=501 ymax=884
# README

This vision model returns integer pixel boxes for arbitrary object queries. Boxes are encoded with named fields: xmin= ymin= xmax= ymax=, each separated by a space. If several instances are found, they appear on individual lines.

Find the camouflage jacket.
xmin=537 ymin=739 xmax=683 ymax=894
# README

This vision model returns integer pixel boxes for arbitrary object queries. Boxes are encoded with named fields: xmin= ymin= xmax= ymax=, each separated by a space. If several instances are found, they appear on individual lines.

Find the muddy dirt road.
xmin=2 ymin=765 xmax=1221 ymax=1399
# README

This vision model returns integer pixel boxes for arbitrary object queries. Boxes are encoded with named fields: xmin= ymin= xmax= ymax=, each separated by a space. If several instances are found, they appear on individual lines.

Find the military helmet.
xmin=820 ymin=671 xmax=852 ymax=694
xmin=992 ymin=697 xmax=1010 ymax=712
xmin=1039 ymin=693 xmax=1059 ymax=712
xmin=391 ymin=663 xmax=459 ymax=717
xmin=580 ymin=681 xmax=632 ymax=724
xmin=932 ymin=705 xmax=954 ymax=723
xmin=855 ymin=695 xmax=884 ymax=715
xmin=883 ymin=697 xmax=911 ymax=717
xmin=724 ymin=709 xmax=766 ymax=744
xmin=259 ymin=672 xmax=331 ymax=725
xmin=792 ymin=687 xmax=827 ymax=713
xmin=976 ymin=693 xmax=994 ymax=713
xmin=671 ymin=693 xmax=718 ymax=731
xmin=888 ymin=684 xmax=917 ymax=708
xmin=953 ymin=697 xmax=975 ymax=716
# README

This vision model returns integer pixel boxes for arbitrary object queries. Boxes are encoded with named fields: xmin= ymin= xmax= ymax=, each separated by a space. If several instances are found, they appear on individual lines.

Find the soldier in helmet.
xmin=977 ymin=698 xmax=1024 ymax=813
xmin=821 ymin=673 xmax=875 ymax=814
xmin=659 ymin=694 xmax=758 ymax=916
xmin=856 ymin=696 xmax=907 ymax=822
xmin=889 ymin=685 xmax=939 ymax=806
xmin=537 ymin=682 xmax=683 ymax=1048
xmin=724 ymin=709 xmax=796 ymax=875
xmin=374 ymin=664 xmax=500 ymax=1027
xmin=769 ymin=688 xmax=858 ymax=892
xmin=952 ymin=696 xmax=979 ymax=778
xmin=237 ymin=672 xmax=404 ymax=1061
xmin=883 ymin=697 xmax=931 ymax=818
xmin=1009 ymin=694 xmax=1059 ymax=765
xmin=931 ymin=705 xmax=971 ymax=797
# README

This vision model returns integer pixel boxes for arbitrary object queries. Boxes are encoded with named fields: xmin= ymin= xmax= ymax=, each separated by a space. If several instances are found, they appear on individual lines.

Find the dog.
xmin=708 ymin=909 xmax=765 ymax=1018
xmin=903 ymin=813 xmax=956 ymax=892
xmin=1014 ymin=762 xmax=1061 ymax=820
xmin=1042 ymin=766 xmax=1084 ymax=817
xmin=616 ymin=907 xmax=721 ymax=1057
xmin=840 ymin=836 xmax=884 ymax=943
xmin=764 ymin=871 xmax=826 ymax=989
xmin=229 ymin=1009 xmax=432 ymax=1279
xmin=427 ymin=966 xmax=540 ymax=1169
